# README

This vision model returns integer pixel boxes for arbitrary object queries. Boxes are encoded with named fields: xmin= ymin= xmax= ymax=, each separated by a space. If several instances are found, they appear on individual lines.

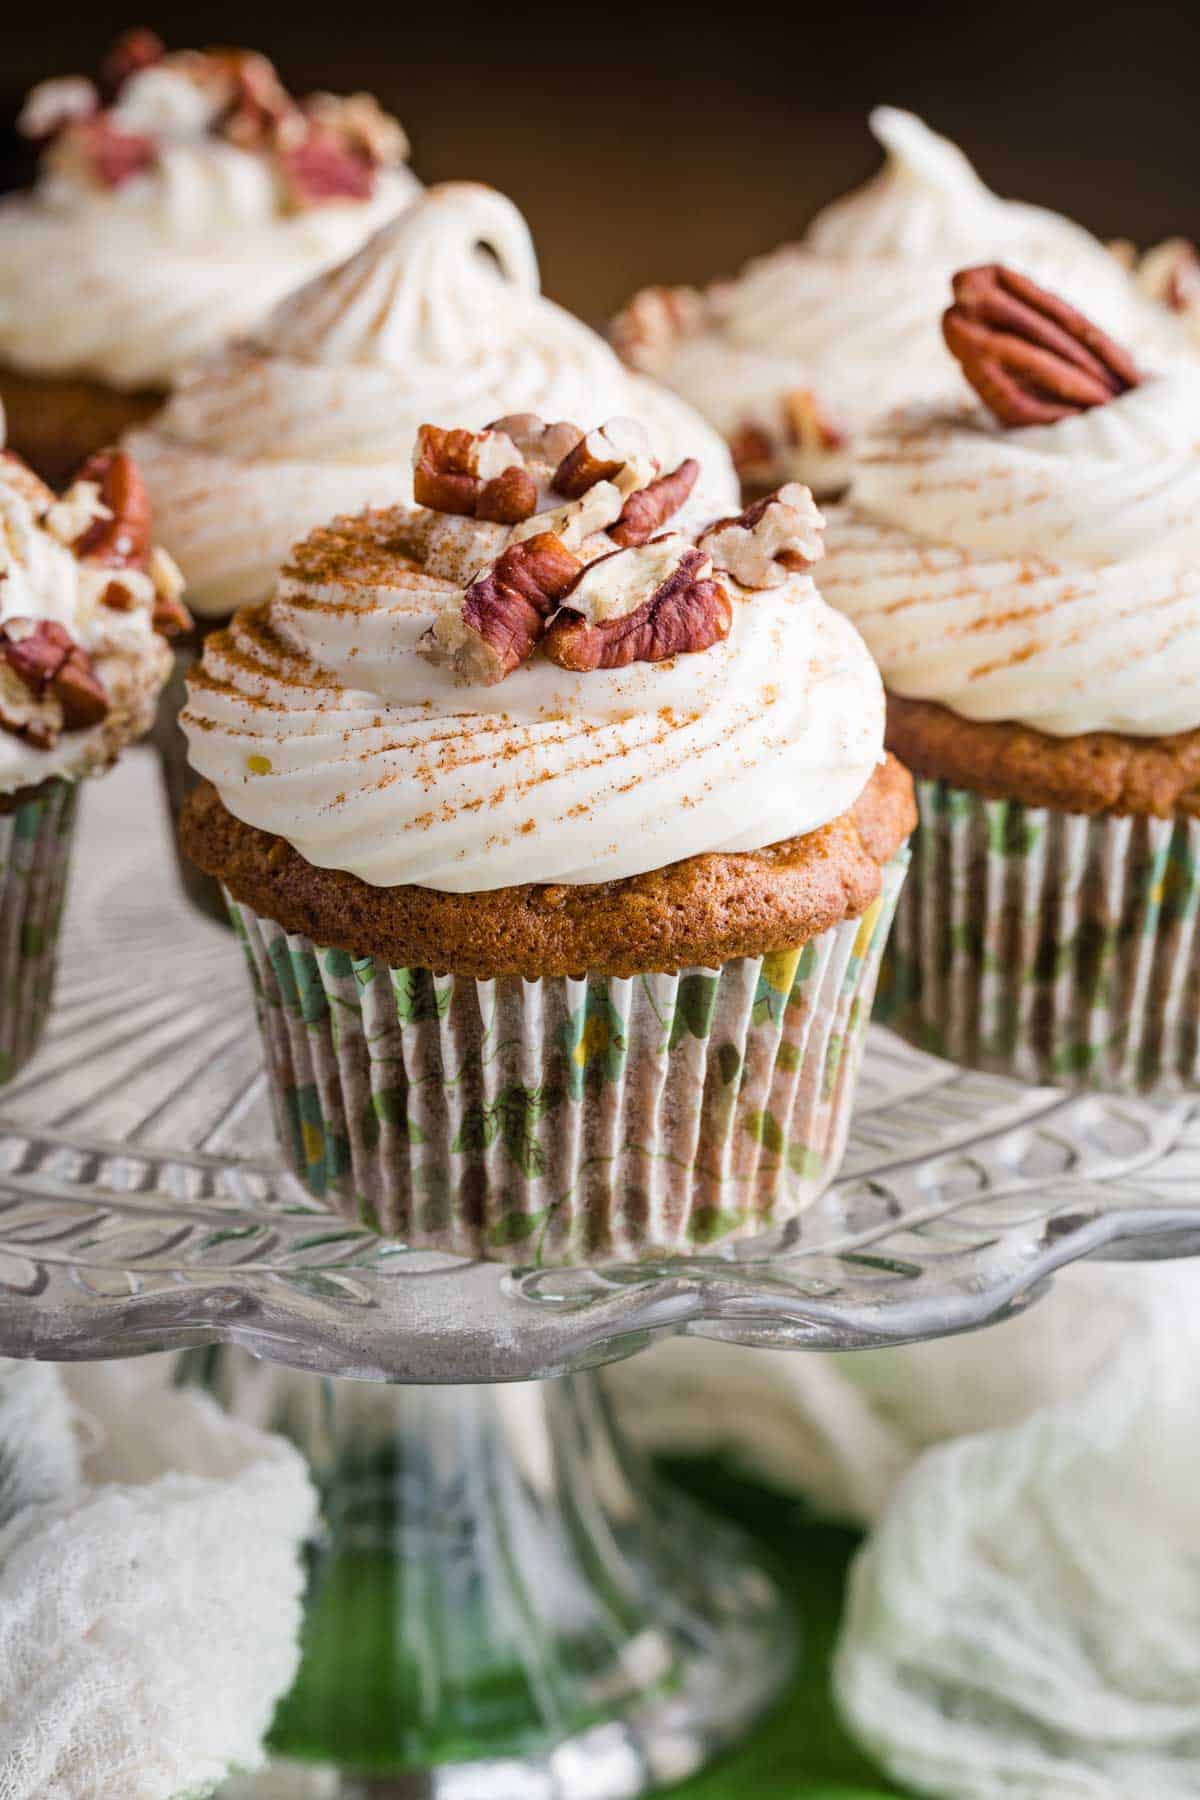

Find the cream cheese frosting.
xmin=0 ymin=459 xmax=173 ymax=792
xmin=0 ymin=51 xmax=418 ymax=393
xmin=614 ymin=108 xmax=1189 ymax=494
xmin=819 ymin=367 xmax=1200 ymax=737
xmin=128 ymin=183 xmax=739 ymax=620
xmin=182 ymin=480 xmax=883 ymax=892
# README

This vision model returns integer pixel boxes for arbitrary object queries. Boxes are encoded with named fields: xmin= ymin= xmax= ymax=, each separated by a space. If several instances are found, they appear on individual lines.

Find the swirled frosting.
xmin=0 ymin=459 xmax=172 ymax=792
xmin=0 ymin=56 xmax=417 ymax=392
xmin=181 ymin=497 xmax=883 ymax=891
xmin=819 ymin=368 xmax=1200 ymax=736
xmin=128 ymin=184 xmax=739 ymax=619
xmin=615 ymin=108 xmax=1188 ymax=495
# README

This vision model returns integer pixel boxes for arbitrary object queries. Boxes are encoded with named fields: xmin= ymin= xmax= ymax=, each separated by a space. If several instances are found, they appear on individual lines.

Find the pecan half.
xmin=0 ymin=618 xmax=109 ymax=741
xmin=544 ymin=546 xmax=732 ymax=672
xmin=943 ymin=264 xmax=1141 ymax=427
xmin=552 ymin=420 xmax=656 ymax=501
xmin=700 ymin=483 xmax=825 ymax=589
xmin=609 ymin=459 xmax=699 ymax=547
xmin=422 ymin=534 xmax=581 ymax=684
xmin=413 ymin=425 xmax=533 ymax=522
xmin=101 ymin=28 xmax=166 ymax=100
xmin=58 ymin=117 xmax=157 ymax=190
xmin=69 ymin=451 xmax=152 ymax=569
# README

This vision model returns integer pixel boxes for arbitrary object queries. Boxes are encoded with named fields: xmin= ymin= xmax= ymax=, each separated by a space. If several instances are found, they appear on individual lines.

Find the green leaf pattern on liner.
xmin=877 ymin=779 xmax=1200 ymax=1092
xmin=0 ymin=780 xmax=77 ymax=1089
xmin=229 ymin=853 xmax=908 ymax=1263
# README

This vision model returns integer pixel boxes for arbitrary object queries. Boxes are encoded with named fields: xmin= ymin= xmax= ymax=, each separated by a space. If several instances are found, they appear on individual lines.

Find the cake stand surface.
xmin=3 ymin=751 xmax=1199 ymax=1798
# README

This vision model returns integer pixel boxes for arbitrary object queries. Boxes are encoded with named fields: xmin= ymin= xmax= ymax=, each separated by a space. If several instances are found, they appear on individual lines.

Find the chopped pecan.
xmin=609 ymin=459 xmax=699 ymax=547
xmin=278 ymin=128 xmax=375 ymax=207
xmin=69 ymin=451 xmax=152 ymax=569
xmin=610 ymin=285 xmax=707 ymax=372
xmin=943 ymin=264 xmax=1141 ymax=427
xmin=783 ymin=389 xmax=847 ymax=454
xmin=101 ymin=28 xmax=166 ymax=99
xmin=302 ymin=91 xmax=408 ymax=168
xmin=543 ymin=546 xmax=732 ymax=672
xmin=0 ymin=452 xmax=55 ymax=516
xmin=552 ymin=420 xmax=656 ymax=501
xmin=413 ymin=425 xmax=533 ymax=522
xmin=149 ymin=546 xmax=192 ymax=637
xmin=57 ymin=116 xmax=157 ymax=190
xmin=1138 ymin=238 xmax=1200 ymax=316
xmin=216 ymin=50 xmax=302 ymax=151
xmin=728 ymin=422 xmax=775 ymax=478
xmin=100 ymin=579 xmax=137 ymax=612
xmin=422 ymin=534 xmax=582 ymax=684
xmin=17 ymin=77 xmax=99 ymax=142
xmin=700 ymin=484 xmax=826 ymax=589
xmin=487 ymin=415 xmax=582 ymax=474
xmin=0 ymin=618 xmax=109 ymax=739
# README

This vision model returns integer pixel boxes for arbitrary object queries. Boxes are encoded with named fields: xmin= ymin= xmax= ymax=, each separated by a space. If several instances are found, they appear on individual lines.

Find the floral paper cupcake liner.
xmin=877 ymin=779 xmax=1200 ymax=1092
xmin=0 ymin=778 xmax=77 ymax=1085
xmin=226 ymin=855 xmax=906 ymax=1264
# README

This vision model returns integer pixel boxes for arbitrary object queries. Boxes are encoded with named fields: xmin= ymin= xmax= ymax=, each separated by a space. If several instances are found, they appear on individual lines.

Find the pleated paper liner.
xmin=0 ymin=777 xmax=77 ymax=1085
xmin=225 ymin=855 xmax=907 ymax=1264
xmin=877 ymin=779 xmax=1200 ymax=1092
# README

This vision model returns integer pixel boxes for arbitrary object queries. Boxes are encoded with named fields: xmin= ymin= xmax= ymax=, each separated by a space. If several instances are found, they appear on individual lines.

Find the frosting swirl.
xmin=0 ymin=457 xmax=173 ymax=792
xmin=0 ymin=54 xmax=418 ymax=392
xmin=128 ymin=184 xmax=738 ymax=618
xmin=615 ymin=108 xmax=1188 ymax=494
xmin=819 ymin=368 xmax=1200 ymax=737
xmin=182 ymin=496 xmax=882 ymax=892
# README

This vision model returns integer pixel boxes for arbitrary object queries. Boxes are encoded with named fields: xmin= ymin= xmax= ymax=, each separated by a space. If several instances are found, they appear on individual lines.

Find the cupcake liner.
xmin=226 ymin=855 xmax=906 ymax=1263
xmin=876 ymin=779 xmax=1200 ymax=1092
xmin=0 ymin=778 xmax=77 ymax=1086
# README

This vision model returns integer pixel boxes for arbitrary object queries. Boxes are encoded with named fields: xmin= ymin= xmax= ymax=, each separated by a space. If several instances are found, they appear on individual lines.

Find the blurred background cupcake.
xmin=819 ymin=264 xmax=1200 ymax=1091
xmin=612 ymin=109 xmax=1191 ymax=497
xmin=0 ymin=445 xmax=186 ymax=1083
xmin=179 ymin=417 xmax=913 ymax=1260
xmin=0 ymin=30 xmax=417 ymax=486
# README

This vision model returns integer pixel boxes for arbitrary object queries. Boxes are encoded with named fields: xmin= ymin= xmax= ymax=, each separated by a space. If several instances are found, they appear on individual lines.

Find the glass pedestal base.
xmin=197 ymin=1357 xmax=793 ymax=1798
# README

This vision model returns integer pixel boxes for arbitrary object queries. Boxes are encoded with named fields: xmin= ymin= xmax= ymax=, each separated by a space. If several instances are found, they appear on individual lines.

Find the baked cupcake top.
xmin=819 ymin=265 xmax=1200 ymax=740
xmin=0 ymin=32 xmax=416 ymax=394
xmin=613 ymin=108 xmax=1186 ymax=495
xmin=182 ymin=416 xmax=884 ymax=894
xmin=0 ymin=447 xmax=188 ymax=794
xmin=126 ymin=184 xmax=739 ymax=620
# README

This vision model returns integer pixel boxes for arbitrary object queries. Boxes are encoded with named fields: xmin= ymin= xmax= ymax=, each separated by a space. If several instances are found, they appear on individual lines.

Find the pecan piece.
xmin=0 ymin=619 xmax=109 ymax=739
xmin=943 ymin=264 xmax=1141 ymax=427
xmin=215 ymin=50 xmax=302 ymax=151
xmin=610 ymin=285 xmax=707 ymax=372
xmin=302 ymin=92 xmax=409 ymax=168
xmin=0 ymin=452 xmax=56 ymax=516
xmin=149 ymin=546 xmax=192 ymax=638
xmin=422 ymin=534 xmax=581 ymax=685
xmin=783 ymin=389 xmax=847 ymax=454
xmin=487 ymin=415 xmax=582 ymax=474
xmin=69 ymin=451 xmax=152 ymax=569
xmin=413 ymin=425 xmax=530 ymax=520
xmin=57 ymin=117 xmax=157 ymax=191
xmin=552 ymin=420 xmax=656 ymax=500
xmin=729 ymin=422 xmax=775 ymax=478
xmin=1138 ymin=238 xmax=1200 ymax=316
xmin=700 ymin=483 xmax=826 ymax=589
xmin=53 ymin=652 xmax=110 ymax=729
xmin=609 ymin=459 xmax=699 ymax=547
xmin=101 ymin=28 xmax=166 ymax=99
xmin=279 ymin=128 xmax=375 ymax=207
xmin=544 ymin=546 xmax=732 ymax=673
xmin=17 ymin=77 xmax=99 ymax=143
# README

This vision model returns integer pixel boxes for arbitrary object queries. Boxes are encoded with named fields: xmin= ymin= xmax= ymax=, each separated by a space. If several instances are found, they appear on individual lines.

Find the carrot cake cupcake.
xmin=180 ymin=415 xmax=913 ymax=1261
xmin=0 ymin=31 xmax=416 ymax=484
xmin=0 ymin=445 xmax=188 ymax=1081
xmin=819 ymin=263 xmax=1200 ymax=1090
xmin=613 ymin=108 xmax=1187 ymax=496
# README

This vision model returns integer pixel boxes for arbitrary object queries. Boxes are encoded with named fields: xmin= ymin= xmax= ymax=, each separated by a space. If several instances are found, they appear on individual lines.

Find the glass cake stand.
xmin=3 ymin=752 xmax=1200 ymax=1798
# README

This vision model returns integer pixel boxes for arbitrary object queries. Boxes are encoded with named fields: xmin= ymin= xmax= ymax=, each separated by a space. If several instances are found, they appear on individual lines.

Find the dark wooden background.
xmin=4 ymin=2 xmax=1198 ymax=319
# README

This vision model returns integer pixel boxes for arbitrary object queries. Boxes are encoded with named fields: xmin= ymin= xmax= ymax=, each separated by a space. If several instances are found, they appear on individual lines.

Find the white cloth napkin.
xmin=611 ymin=1260 xmax=1200 ymax=1799
xmin=0 ymin=1358 xmax=317 ymax=1800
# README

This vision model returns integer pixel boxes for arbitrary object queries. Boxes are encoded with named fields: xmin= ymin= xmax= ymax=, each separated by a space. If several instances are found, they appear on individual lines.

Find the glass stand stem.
xmin=202 ymin=1358 xmax=794 ymax=1798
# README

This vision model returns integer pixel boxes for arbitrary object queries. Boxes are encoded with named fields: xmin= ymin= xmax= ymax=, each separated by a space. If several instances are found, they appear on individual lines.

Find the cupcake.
xmin=612 ymin=108 xmax=1187 ymax=497
xmin=0 ymin=31 xmax=416 ymax=486
xmin=0 ymin=446 xmax=187 ymax=1082
xmin=126 ymin=183 xmax=738 ymax=622
xmin=179 ymin=415 xmax=914 ymax=1261
xmin=819 ymin=263 xmax=1200 ymax=1092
